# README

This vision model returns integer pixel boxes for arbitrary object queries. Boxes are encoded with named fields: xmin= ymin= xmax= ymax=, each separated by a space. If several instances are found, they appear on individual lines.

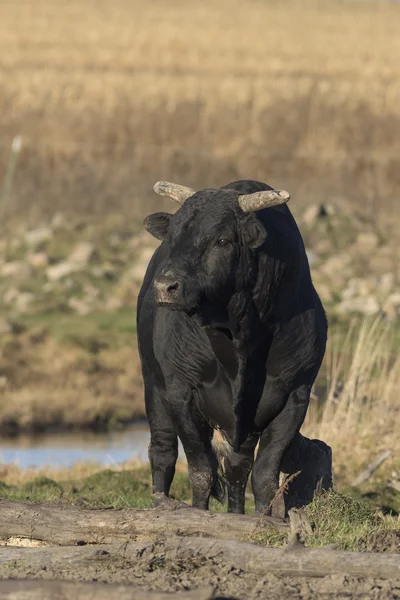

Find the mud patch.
xmin=0 ymin=539 xmax=399 ymax=599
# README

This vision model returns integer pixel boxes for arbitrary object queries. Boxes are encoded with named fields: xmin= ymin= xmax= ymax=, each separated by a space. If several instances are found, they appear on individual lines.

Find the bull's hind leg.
xmin=221 ymin=433 xmax=259 ymax=514
xmin=145 ymin=382 xmax=178 ymax=501
xmin=251 ymin=384 xmax=310 ymax=514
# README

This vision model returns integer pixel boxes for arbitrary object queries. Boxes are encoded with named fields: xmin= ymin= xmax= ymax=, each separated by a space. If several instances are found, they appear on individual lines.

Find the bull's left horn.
xmin=238 ymin=189 xmax=291 ymax=213
xmin=153 ymin=181 xmax=196 ymax=205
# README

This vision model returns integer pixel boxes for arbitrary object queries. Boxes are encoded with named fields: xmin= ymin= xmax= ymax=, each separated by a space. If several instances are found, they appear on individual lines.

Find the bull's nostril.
xmin=166 ymin=281 xmax=179 ymax=293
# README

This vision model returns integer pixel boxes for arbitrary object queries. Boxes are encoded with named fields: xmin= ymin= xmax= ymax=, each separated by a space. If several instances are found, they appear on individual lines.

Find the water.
xmin=0 ymin=423 xmax=156 ymax=470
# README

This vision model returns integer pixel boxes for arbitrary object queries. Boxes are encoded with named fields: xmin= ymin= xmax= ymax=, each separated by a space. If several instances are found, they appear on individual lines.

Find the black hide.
xmin=137 ymin=180 xmax=327 ymax=514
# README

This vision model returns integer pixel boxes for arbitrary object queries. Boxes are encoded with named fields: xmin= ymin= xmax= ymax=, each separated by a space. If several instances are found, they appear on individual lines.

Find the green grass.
xmin=0 ymin=469 xmax=398 ymax=552
xmin=15 ymin=308 xmax=137 ymax=351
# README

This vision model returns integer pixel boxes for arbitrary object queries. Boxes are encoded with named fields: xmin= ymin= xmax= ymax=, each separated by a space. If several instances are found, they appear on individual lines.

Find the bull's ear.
xmin=143 ymin=212 xmax=171 ymax=241
xmin=242 ymin=216 xmax=267 ymax=249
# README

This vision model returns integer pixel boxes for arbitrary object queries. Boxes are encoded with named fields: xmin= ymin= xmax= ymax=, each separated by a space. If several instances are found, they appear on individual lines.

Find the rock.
xmin=83 ymin=284 xmax=100 ymax=299
xmin=91 ymin=264 xmax=116 ymax=280
xmin=377 ymin=273 xmax=395 ymax=298
xmin=51 ymin=213 xmax=66 ymax=230
xmin=336 ymin=295 xmax=380 ymax=316
xmin=0 ymin=261 xmax=31 ymax=280
xmin=383 ymin=292 xmax=400 ymax=321
xmin=0 ymin=376 xmax=8 ymax=390
xmin=3 ymin=287 xmax=19 ymax=305
xmin=302 ymin=205 xmax=321 ymax=226
xmin=68 ymin=297 xmax=92 ymax=315
xmin=315 ymin=283 xmax=333 ymax=303
xmin=15 ymin=292 xmax=35 ymax=313
xmin=68 ymin=242 xmax=95 ymax=266
xmin=24 ymin=226 xmax=53 ymax=247
xmin=302 ymin=204 xmax=332 ymax=226
xmin=0 ymin=317 xmax=13 ymax=334
xmin=46 ymin=262 xmax=77 ymax=281
xmin=306 ymin=250 xmax=319 ymax=266
xmin=342 ymin=278 xmax=374 ymax=300
xmin=320 ymin=254 xmax=351 ymax=280
xmin=104 ymin=296 xmax=123 ymax=311
xmin=356 ymin=232 xmax=379 ymax=252
xmin=26 ymin=251 xmax=49 ymax=268
xmin=130 ymin=247 xmax=156 ymax=282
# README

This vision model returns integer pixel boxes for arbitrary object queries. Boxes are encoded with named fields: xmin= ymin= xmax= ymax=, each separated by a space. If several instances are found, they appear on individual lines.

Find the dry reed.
xmin=0 ymin=0 xmax=399 ymax=221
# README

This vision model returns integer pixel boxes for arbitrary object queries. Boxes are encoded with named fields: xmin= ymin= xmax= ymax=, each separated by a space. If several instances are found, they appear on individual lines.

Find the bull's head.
xmin=144 ymin=181 xmax=290 ymax=314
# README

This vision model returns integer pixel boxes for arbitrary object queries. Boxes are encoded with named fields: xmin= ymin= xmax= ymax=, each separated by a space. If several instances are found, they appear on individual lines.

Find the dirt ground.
xmin=1 ymin=538 xmax=399 ymax=600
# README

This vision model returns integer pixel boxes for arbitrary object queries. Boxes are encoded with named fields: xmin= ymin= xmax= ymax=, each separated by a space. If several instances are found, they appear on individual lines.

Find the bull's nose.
xmin=154 ymin=273 xmax=181 ymax=304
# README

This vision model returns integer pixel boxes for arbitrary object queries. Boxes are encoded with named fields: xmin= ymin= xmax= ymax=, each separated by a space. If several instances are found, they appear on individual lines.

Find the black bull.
xmin=137 ymin=180 xmax=327 ymax=514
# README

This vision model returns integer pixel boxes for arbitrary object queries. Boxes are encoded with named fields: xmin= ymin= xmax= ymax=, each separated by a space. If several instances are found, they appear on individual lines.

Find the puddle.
xmin=0 ymin=423 xmax=157 ymax=469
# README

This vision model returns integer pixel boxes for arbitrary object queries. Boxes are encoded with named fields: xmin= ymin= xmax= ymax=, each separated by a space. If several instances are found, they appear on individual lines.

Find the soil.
xmin=0 ymin=538 xmax=399 ymax=600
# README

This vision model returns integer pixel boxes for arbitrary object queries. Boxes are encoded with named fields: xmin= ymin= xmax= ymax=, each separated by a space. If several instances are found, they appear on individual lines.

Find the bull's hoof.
xmin=151 ymin=492 xmax=189 ymax=511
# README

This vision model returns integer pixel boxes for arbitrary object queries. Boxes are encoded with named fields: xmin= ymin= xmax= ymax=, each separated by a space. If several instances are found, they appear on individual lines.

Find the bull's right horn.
xmin=238 ymin=189 xmax=291 ymax=213
xmin=153 ymin=181 xmax=196 ymax=205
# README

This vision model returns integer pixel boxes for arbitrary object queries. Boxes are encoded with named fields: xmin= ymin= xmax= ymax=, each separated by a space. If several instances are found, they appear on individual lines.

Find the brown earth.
xmin=1 ymin=539 xmax=399 ymax=600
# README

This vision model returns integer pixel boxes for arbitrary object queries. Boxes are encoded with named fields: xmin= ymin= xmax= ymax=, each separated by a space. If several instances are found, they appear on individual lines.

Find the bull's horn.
xmin=238 ymin=189 xmax=291 ymax=213
xmin=153 ymin=181 xmax=196 ymax=204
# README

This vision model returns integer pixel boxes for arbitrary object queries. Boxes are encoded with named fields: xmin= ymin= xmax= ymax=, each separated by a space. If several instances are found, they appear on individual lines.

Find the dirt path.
xmin=0 ymin=539 xmax=399 ymax=600
xmin=0 ymin=501 xmax=399 ymax=599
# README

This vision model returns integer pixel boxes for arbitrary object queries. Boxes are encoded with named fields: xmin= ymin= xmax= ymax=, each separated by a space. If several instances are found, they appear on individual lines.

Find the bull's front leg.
xmin=170 ymin=387 xmax=219 ymax=510
xmin=251 ymin=384 xmax=310 ymax=514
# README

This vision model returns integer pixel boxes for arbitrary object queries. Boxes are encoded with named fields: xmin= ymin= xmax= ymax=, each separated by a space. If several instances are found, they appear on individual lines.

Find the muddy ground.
xmin=1 ymin=538 xmax=399 ymax=600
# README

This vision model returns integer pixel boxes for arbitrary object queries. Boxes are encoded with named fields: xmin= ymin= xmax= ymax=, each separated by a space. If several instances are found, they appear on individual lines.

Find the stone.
xmin=51 ymin=213 xmax=66 ymax=230
xmin=306 ymin=249 xmax=319 ymax=266
xmin=341 ymin=278 xmax=374 ymax=300
xmin=315 ymin=283 xmax=333 ymax=303
xmin=104 ymin=296 xmax=123 ymax=311
xmin=68 ymin=242 xmax=95 ymax=266
xmin=356 ymin=232 xmax=379 ymax=252
xmin=0 ymin=376 xmax=8 ymax=390
xmin=130 ymin=247 xmax=156 ymax=282
xmin=46 ymin=262 xmax=77 ymax=281
xmin=336 ymin=295 xmax=380 ymax=316
xmin=3 ymin=287 xmax=19 ymax=305
xmin=83 ymin=284 xmax=100 ymax=299
xmin=377 ymin=273 xmax=395 ymax=298
xmin=0 ymin=317 xmax=13 ymax=334
xmin=320 ymin=254 xmax=351 ymax=279
xmin=0 ymin=261 xmax=31 ymax=280
xmin=15 ymin=292 xmax=35 ymax=313
xmin=383 ymin=292 xmax=400 ymax=321
xmin=68 ymin=297 xmax=92 ymax=315
xmin=24 ymin=226 xmax=53 ymax=247
xmin=302 ymin=205 xmax=320 ymax=226
xmin=26 ymin=251 xmax=49 ymax=268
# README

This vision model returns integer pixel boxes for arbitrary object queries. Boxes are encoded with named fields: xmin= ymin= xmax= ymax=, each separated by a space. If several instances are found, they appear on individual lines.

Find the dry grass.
xmin=304 ymin=317 xmax=400 ymax=484
xmin=0 ymin=0 xmax=400 ymax=221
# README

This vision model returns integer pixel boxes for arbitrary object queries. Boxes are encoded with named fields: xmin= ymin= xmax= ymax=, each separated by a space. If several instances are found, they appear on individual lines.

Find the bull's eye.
xmin=217 ymin=238 xmax=231 ymax=247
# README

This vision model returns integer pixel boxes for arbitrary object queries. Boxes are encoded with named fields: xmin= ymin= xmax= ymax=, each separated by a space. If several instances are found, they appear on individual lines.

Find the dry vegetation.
xmin=0 ymin=0 xmax=399 ymax=538
xmin=0 ymin=0 xmax=400 ymax=221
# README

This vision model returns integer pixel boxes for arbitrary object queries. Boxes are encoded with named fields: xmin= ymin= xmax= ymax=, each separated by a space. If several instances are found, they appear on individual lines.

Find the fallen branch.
xmin=0 ymin=579 xmax=214 ymax=600
xmin=352 ymin=450 xmax=392 ymax=487
xmin=0 ymin=500 xmax=287 ymax=546
xmin=0 ymin=536 xmax=399 ymax=581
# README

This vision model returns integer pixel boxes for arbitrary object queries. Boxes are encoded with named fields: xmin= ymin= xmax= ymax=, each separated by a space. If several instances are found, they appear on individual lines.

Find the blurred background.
xmin=0 ymin=0 xmax=399 ymax=504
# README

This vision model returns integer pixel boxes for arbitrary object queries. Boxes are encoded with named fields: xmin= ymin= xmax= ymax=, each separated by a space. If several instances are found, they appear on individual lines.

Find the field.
xmin=1 ymin=0 xmax=400 ymax=598
xmin=0 ymin=0 xmax=400 ymax=222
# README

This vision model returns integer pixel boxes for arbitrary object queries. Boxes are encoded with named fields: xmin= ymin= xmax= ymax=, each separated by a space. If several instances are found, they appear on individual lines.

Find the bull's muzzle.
xmin=154 ymin=271 xmax=182 ymax=306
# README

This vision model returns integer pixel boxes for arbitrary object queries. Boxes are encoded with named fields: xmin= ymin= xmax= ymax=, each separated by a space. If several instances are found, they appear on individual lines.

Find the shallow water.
xmin=0 ymin=423 xmax=159 ymax=469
